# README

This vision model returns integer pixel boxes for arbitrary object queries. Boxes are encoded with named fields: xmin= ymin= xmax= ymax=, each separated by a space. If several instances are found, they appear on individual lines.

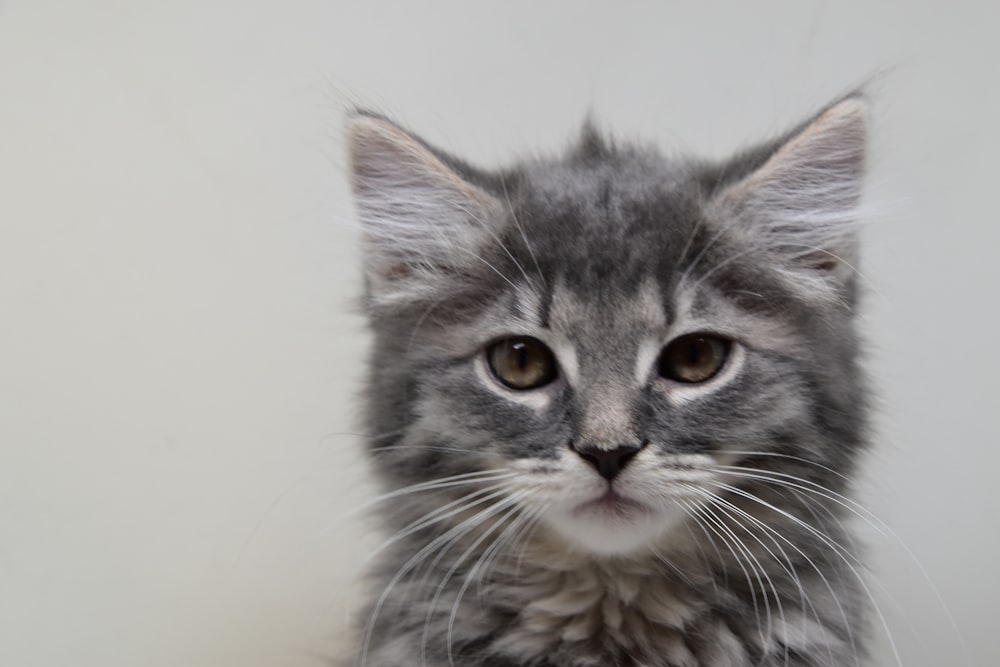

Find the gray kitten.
xmin=346 ymin=94 xmax=871 ymax=667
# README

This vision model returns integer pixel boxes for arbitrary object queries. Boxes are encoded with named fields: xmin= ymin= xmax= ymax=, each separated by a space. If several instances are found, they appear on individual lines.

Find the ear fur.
xmin=348 ymin=113 xmax=503 ymax=304
xmin=714 ymin=95 xmax=869 ymax=295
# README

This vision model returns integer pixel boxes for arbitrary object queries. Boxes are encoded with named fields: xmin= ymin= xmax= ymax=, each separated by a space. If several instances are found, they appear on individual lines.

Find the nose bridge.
xmin=571 ymin=293 xmax=648 ymax=451
xmin=576 ymin=373 xmax=642 ymax=451
xmin=552 ymin=280 xmax=653 ymax=452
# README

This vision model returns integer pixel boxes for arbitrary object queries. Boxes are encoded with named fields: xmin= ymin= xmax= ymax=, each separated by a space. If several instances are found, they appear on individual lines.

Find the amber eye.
xmin=658 ymin=334 xmax=730 ymax=383
xmin=487 ymin=337 xmax=558 ymax=390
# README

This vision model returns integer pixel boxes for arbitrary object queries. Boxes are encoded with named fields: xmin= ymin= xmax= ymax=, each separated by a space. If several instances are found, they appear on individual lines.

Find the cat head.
xmin=349 ymin=97 xmax=868 ymax=556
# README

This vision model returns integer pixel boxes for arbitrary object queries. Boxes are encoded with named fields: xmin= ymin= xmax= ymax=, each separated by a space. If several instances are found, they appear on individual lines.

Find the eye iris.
xmin=660 ymin=334 xmax=729 ymax=383
xmin=488 ymin=337 xmax=556 ymax=390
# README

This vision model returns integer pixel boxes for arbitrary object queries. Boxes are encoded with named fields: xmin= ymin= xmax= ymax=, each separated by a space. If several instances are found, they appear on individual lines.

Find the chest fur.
xmin=484 ymin=556 xmax=718 ymax=666
xmin=477 ymin=552 xmax=848 ymax=667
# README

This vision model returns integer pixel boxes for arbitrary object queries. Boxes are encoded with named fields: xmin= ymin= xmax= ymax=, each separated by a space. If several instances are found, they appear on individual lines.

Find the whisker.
xmin=677 ymin=497 xmax=770 ymax=656
xmin=708 ymin=480 xmax=903 ymax=667
xmin=405 ymin=294 xmax=452 ymax=356
xmin=445 ymin=500 xmax=540 ymax=667
xmin=499 ymin=171 xmax=545 ymax=286
xmin=715 ymin=466 xmax=886 ymax=536
xmin=359 ymin=483 xmax=515 ymax=568
xmin=693 ymin=497 xmax=781 ymax=663
xmin=675 ymin=223 xmax=733 ymax=295
xmin=684 ymin=246 xmax=764 ymax=296
xmin=685 ymin=483 xmax=857 ymax=667
xmin=411 ymin=491 xmax=525 ymax=597
xmin=419 ymin=494 xmax=528 ymax=666
xmin=372 ymin=444 xmax=494 ymax=456
xmin=720 ymin=471 xmax=966 ymax=666
xmin=722 ymin=450 xmax=853 ymax=483
xmin=673 ymin=499 xmax=727 ymax=593
xmin=452 ymin=241 xmax=520 ymax=291
xmin=474 ymin=501 xmax=546 ymax=599
xmin=703 ymin=492 xmax=797 ymax=667
xmin=649 ymin=546 xmax=698 ymax=588
xmin=777 ymin=242 xmax=884 ymax=300
xmin=361 ymin=491 xmax=521 ymax=667
xmin=769 ymin=471 xmax=969 ymax=664
xmin=454 ymin=201 xmax=537 ymax=292
xmin=343 ymin=469 xmax=515 ymax=518
xmin=511 ymin=502 xmax=553 ymax=580
xmin=320 ymin=427 xmax=406 ymax=443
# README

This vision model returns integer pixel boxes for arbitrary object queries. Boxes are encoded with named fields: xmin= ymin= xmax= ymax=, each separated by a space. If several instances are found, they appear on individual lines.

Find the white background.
xmin=1 ymin=2 xmax=997 ymax=666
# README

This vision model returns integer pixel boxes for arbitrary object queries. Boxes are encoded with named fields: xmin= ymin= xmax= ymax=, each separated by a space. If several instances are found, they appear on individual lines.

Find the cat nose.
xmin=571 ymin=442 xmax=644 ymax=480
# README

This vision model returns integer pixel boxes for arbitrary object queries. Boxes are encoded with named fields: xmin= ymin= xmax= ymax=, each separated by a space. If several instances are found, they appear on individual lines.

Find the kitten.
xmin=346 ymin=94 xmax=871 ymax=667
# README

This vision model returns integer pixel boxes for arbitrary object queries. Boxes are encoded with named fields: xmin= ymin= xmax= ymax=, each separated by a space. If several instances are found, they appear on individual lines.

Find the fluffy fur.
xmin=346 ymin=95 xmax=872 ymax=667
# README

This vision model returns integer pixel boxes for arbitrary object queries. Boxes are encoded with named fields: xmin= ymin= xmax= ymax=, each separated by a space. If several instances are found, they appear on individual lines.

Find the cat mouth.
xmin=573 ymin=490 xmax=648 ymax=519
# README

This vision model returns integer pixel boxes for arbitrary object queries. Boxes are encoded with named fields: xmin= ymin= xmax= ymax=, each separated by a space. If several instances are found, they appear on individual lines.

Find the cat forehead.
xmin=543 ymin=277 xmax=671 ymax=332
xmin=516 ymin=150 xmax=698 ymax=215
xmin=505 ymin=157 xmax=709 ymax=288
xmin=505 ymin=276 xmax=791 ymax=354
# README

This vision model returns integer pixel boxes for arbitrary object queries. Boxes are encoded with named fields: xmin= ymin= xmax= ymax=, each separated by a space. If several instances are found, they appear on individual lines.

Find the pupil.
xmin=514 ymin=342 xmax=528 ymax=371
xmin=688 ymin=342 xmax=700 ymax=364
xmin=487 ymin=337 xmax=556 ymax=390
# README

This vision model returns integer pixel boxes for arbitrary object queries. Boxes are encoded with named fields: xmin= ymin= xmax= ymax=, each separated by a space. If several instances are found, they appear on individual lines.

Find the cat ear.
xmin=715 ymin=95 xmax=868 ymax=293
xmin=348 ymin=113 xmax=503 ymax=304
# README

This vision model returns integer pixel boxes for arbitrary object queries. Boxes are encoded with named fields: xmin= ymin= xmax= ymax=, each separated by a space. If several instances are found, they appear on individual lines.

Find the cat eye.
xmin=658 ymin=334 xmax=730 ymax=383
xmin=487 ymin=337 xmax=558 ymax=390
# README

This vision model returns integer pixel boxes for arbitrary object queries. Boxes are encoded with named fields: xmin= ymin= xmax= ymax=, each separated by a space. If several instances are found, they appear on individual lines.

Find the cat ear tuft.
xmin=348 ymin=113 xmax=502 ymax=303
xmin=716 ymin=95 xmax=869 ymax=293
xmin=576 ymin=118 xmax=610 ymax=160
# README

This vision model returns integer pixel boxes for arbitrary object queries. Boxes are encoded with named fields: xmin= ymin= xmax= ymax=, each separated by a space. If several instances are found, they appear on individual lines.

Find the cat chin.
xmin=545 ymin=503 xmax=687 ymax=557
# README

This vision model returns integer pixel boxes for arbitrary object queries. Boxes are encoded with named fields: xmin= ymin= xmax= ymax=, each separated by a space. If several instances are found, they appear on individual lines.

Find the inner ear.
xmin=812 ymin=256 xmax=840 ymax=273
xmin=713 ymin=95 xmax=868 ymax=288
xmin=347 ymin=114 xmax=504 ymax=303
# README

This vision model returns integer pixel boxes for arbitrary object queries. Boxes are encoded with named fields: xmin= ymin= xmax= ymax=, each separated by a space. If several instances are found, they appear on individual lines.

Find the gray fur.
xmin=346 ymin=94 xmax=871 ymax=667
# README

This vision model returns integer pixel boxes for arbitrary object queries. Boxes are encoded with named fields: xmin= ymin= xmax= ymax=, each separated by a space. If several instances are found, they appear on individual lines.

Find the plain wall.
xmin=1 ymin=1 xmax=996 ymax=665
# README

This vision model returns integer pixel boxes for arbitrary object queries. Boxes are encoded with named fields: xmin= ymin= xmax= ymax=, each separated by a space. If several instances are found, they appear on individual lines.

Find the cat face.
xmin=350 ymin=99 xmax=868 ymax=557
